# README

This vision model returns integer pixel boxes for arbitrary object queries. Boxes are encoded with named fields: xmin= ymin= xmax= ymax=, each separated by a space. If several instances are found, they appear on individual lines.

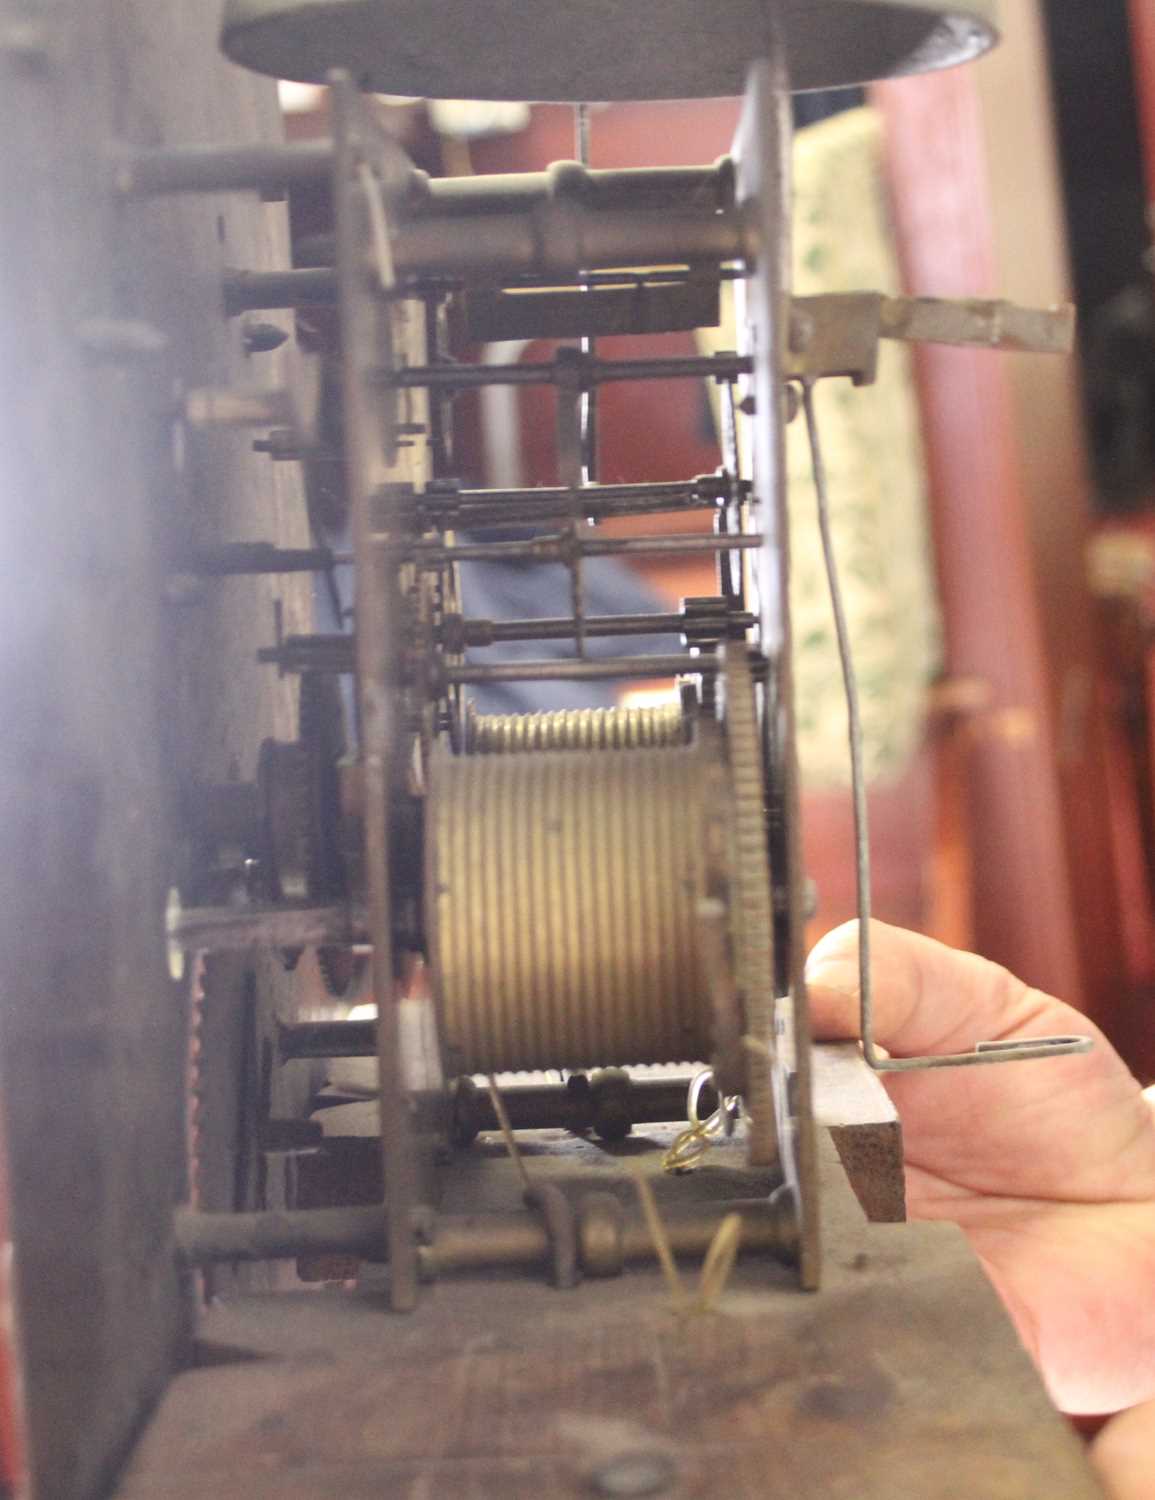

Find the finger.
xmin=1092 ymin=1397 xmax=1155 ymax=1500
xmin=805 ymin=919 xmax=1089 ymax=1058
xmin=803 ymin=921 xmax=1155 ymax=1204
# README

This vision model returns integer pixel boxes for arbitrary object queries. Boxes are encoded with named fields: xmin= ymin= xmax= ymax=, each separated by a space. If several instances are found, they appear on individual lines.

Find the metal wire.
xmin=391 ymin=352 xmax=752 ymax=389
xmin=447 ymin=654 xmax=722 ymax=685
xmin=575 ymin=103 xmax=591 ymax=168
xmin=575 ymin=100 xmax=598 ymax=485
xmin=357 ymin=160 xmax=396 ymax=293
xmin=662 ymin=1069 xmax=739 ymax=1174
xmin=404 ymin=531 xmax=763 ymax=563
xmin=719 ymin=381 xmax=745 ymax=606
xmin=486 ymin=1075 xmax=532 ymax=1194
xmin=801 ymin=379 xmax=1091 ymax=1072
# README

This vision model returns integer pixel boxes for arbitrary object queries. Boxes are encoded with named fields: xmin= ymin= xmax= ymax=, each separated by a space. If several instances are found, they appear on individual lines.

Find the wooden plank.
xmin=813 ymin=1044 xmax=905 ymax=1223
xmin=114 ymin=1135 xmax=1103 ymax=1499
xmin=0 ymin=5 xmax=312 ymax=1496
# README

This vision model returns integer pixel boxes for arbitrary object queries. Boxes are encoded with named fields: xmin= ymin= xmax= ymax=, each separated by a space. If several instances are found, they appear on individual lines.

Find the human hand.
xmin=805 ymin=920 xmax=1155 ymax=1420
xmin=1092 ymin=1395 xmax=1155 ymax=1499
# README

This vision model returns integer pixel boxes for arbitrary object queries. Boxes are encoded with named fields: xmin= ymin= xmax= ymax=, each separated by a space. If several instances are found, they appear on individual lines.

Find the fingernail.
xmin=803 ymin=956 xmax=855 ymax=993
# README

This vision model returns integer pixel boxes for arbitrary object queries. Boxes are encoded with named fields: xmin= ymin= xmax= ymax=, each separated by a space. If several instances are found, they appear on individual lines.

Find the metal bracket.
xmin=786 ymin=292 xmax=1077 ymax=386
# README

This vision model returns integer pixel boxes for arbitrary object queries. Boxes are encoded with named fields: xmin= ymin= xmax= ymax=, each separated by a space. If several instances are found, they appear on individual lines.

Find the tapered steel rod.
xmin=223 ymin=268 xmax=339 ymax=314
xmin=259 ymin=607 xmax=749 ymax=673
xmin=446 ymin=654 xmax=718 ymax=685
xmin=444 ymin=478 xmax=734 ymax=507
xmin=175 ymin=1205 xmax=384 ymax=1263
xmin=115 ymin=142 xmax=333 ymax=194
xmin=257 ymin=634 xmax=354 ymax=672
xmin=169 ymin=904 xmax=364 ymax=952
xmin=180 ymin=543 xmax=347 ymax=576
xmin=279 ymin=1018 xmax=380 ymax=1059
xmin=422 ymin=478 xmax=740 ymax=527
xmin=396 ymin=532 xmax=762 ymax=564
xmin=389 ymin=351 xmax=750 ymax=390
xmin=279 ymin=1024 xmax=705 ymax=1127
xmin=174 ymin=1198 xmax=796 ymax=1272
xmin=123 ymin=149 xmax=726 ymax=209
xmin=463 ymin=610 xmax=754 ymax=645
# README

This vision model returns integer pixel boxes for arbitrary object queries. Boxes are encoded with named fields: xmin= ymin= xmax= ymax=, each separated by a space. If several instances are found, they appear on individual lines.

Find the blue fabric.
xmin=315 ymin=549 xmax=669 ymax=714
xmin=457 ymin=553 xmax=669 ymax=713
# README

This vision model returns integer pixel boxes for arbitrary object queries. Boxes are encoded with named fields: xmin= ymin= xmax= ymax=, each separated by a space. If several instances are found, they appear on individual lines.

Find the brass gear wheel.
xmin=298 ymin=673 xmax=366 ymax=998
xmin=721 ymin=641 xmax=779 ymax=1169
xmin=406 ymin=553 xmax=463 ymax=770
xmin=258 ymin=737 xmax=314 ymax=906
xmin=257 ymin=676 xmax=363 ymax=993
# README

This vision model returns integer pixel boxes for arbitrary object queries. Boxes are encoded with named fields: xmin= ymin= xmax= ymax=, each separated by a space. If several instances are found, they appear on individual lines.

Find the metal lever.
xmin=864 ymin=1035 xmax=1092 ymax=1074
xmin=801 ymin=378 xmax=1093 ymax=1074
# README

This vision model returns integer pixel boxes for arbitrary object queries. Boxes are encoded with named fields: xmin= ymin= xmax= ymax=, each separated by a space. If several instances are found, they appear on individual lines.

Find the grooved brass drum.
xmin=426 ymin=736 xmax=721 ymax=1075
xmin=221 ymin=0 xmax=998 ymax=101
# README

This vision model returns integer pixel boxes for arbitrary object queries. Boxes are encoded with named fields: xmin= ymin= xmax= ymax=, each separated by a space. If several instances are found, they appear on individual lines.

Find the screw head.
xmin=242 ymin=320 xmax=289 ymax=356
xmin=789 ymin=308 xmax=816 ymax=354
xmin=76 ymin=317 xmax=168 ymax=360
xmin=0 ymin=18 xmax=51 ymax=64
xmin=591 ymin=1451 xmax=675 ymax=1497
xmin=164 ymin=887 xmax=186 ymax=983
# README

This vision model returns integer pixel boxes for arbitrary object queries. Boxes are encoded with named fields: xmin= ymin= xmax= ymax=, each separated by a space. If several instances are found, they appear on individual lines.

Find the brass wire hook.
xmin=662 ymin=1069 xmax=740 ymax=1172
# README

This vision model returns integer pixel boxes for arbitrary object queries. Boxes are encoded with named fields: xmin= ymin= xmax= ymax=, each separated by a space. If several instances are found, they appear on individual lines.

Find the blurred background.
xmin=283 ymin=0 xmax=1155 ymax=1077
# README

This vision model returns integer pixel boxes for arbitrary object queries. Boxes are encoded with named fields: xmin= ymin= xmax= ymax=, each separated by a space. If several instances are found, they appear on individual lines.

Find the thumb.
xmin=804 ymin=919 xmax=1089 ymax=1058
xmin=1092 ymin=1398 xmax=1155 ymax=1500
xmin=803 ymin=921 xmax=1155 ymax=1206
